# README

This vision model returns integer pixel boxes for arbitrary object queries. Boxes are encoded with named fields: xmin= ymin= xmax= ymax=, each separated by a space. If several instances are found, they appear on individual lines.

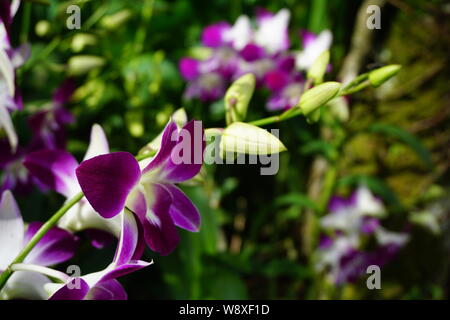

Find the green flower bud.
xmin=225 ymin=73 xmax=255 ymax=125
xmin=100 ymin=9 xmax=132 ymax=30
xmin=220 ymin=122 xmax=287 ymax=155
xmin=35 ymin=20 xmax=51 ymax=37
xmin=68 ymin=56 xmax=105 ymax=76
xmin=71 ymin=33 xmax=97 ymax=53
xmin=298 ymin=82 xmax=341 ymax=115
xmin=307 ymin=50 xmax=330 ymax=85
xmin=368 ymin=64 xmax=401 ymax=87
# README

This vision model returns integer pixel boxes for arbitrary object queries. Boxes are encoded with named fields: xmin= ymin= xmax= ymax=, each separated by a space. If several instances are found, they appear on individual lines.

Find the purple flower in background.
xmin=0 ymin=141 xmax=35 ymax=194
xmin=24 ymin=124 xmax=120 ymax=249
xmin=0 ymin=190 xmax=79 ymax=299
xmin=179 ymin=8 xmax=332 ymax=111
xmin=28 ymin=78 xmax=76 ymax=150
xmin=47 ymin=210 xmax=150 ymax=300
xmin=0 ymin=80 xmax=75 ymax=195
xmin=296 ymin=29 xmax=332 ymax=71
xmin=76 ymin=120 xmax=205 ymax=255
xmin=315 ymin=185 xmax=409 ymax=284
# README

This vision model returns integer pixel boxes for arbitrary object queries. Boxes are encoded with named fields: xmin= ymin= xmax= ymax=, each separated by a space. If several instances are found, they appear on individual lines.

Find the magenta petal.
xmin=163 ymin=184 xmax=200 ymax=232
xmin=179 ymin=58 xmax=200 ymax=81
xmin=52 ymin=78 xmax=76 ymax=106
xmin=102 ymin=260 xmax=150 ymax=282
xmin=23 ymin=150 xmax=79 ymax=198
xmin=142 ymin=121 xmax=178 ymax=174
xmin=301 ymin=30 xmax=317 ymax=48
xmin=264 ymin=70 xmax=289 ymax=92
xmin=85 ymin=229 xmax=115 ymax=249
xmin=130 ymin=185 xmax=179 ymax=256
xmin=201 ymin=22 xmax=231 ymax=47
xmin=76 ymin=152 xmax=141 ymax=218
xmin=49 ymin=278 xmax=90 ymax=300
xmin=240 ymin=44 xmax=265 ymax=62
xmin=24 ymin=222 xmax=79 ymax=266
xmin=113 ymin=210 xmax=140 ymax=265
xmin=87 ymin=279 xmax=127 ymax=300
xmin=163 ymin=120 xmax=205 ymax=183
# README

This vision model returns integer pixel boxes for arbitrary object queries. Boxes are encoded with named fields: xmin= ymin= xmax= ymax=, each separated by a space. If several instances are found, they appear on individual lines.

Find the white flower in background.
xmin=296 ymin=30 xmax=333 ymax=71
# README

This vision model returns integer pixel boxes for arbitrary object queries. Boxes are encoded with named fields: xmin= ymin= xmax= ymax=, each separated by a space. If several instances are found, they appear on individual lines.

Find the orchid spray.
xmin=0 ymin=3 xmax=404 ymax=300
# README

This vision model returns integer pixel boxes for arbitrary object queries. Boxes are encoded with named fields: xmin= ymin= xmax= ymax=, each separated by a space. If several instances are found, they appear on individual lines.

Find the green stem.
xmin=249 ymin=108 xmax=303 ymax=127
xmin=20 ymin=2 xmax=32 ymax=43
xmin=0 ymin=192 xmax=84 ymax=290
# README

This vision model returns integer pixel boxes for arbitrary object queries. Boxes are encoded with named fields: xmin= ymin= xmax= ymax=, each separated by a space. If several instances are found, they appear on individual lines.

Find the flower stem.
xmin=0 ymin=192 xmax=84 ymax=291
xmin=249 ymin=108 xmax=304 ymax=127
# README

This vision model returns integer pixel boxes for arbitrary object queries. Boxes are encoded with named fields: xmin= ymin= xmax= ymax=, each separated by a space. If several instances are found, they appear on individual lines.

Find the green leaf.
xmin=300 ymin=139 xmax=337 ymax=160
xmin=275 ymin=193 xmax=318 ymax=211
xmin=368 ymin=123 xmax=433 ymax=168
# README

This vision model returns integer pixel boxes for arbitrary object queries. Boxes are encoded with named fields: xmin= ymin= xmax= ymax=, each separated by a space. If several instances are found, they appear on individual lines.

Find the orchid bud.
xmin=225 ymin=73 xmax=255 ymax=125
xmin=220 ymin=122 xmax=286 ymax=155
xmin=306 ymin=107 xmax=321 ymax=124
xmin=68 ymin=56 xmax=105 ymax=76
xmin=298 ymin=81 xmax=341 ymax=115
xmin=100 ymin=9 xmax=132 ymax=30
xmin=35 ymin=20 xmax=51 ymax=37
xmin=368 ymin=64 xmax=401 ymax=87
xmin=71 ymin=33 xmax=97 ymax=53
xmin=172 ymin=108 xmax=188 ymax=128
xmin=307 ymin=50 xmax=330 ymax=85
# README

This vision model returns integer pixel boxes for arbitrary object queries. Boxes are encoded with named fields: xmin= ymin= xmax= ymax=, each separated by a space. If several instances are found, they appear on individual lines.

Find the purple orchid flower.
xmin=75 ymin=120 xmax=205 ymax=255
xmin=315 ymin=186 xmax=409 ymax=284
xmin=28 ymin=78 xmax=76 ymax=150
xmin=295 ymin=29 xmax=332 ymax=71
xmin=0 ymin=190 xmax=79 ymax=299
xmin=253 ymin=8 xmax=290 ymax=54
xmin=24 ymin=124 xmax=121 ymax=249
xmin=47 ymin=210 xmax=150 ymax=300
xmin=0 ymin=140 xmax=36 ymax=194
xmin=180 ymin=8 xmax=331 ymax=112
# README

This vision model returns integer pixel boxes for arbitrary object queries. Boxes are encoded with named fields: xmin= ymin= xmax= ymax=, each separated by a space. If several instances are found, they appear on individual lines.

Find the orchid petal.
xmin=23 ymin=222 xmax=79 ymax=266
xmin=49 ymin=278 xmax=90 ymax=300
xmin=128 ymin=184 xmax=179 ymax=255
xmin=162 ymin=183 xmax=200 ymax=232
xmin=113 ymin=210 xmax=140 ymax=265
xmin=0 ymin=190 xmax=23 ymax=270
xmin=201 ymin=22 xmax=231 ymax=47
xmin=86 ymin=279 xmax=127 ymax=300
xmin=0 ymin=102 xmax=17 ymax=152
xmin=142 ymin=121 xmax=178 ymax=174
xmin=162 ymin=120 xmax=205 ymax=183
xmin=0 ymin=271 xmax=50 ymax=300
xmin=0 ymin=48 xmax=14 ymax=96
xmin=83 ymin=124 xmax=110 ymax=161
xmin=76 ymin=152 xmax=141 ymax=218
xmin=23 ymin=149 xmax=79 ymax=198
